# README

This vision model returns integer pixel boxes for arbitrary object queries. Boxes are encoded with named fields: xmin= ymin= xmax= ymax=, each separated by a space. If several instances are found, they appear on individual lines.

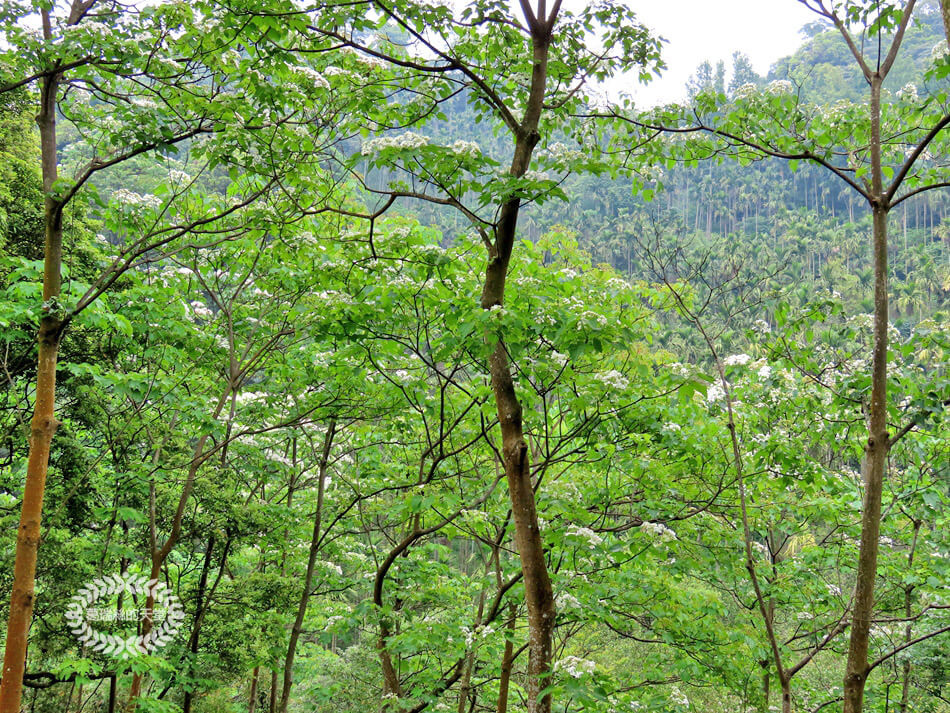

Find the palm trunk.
xmin=0 ymin=66 xmax=64 ymax=713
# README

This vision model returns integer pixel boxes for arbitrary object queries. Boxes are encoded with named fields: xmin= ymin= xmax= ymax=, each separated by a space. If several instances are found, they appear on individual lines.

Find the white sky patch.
xmin=543 ymin=0 xmax=821 ymax=107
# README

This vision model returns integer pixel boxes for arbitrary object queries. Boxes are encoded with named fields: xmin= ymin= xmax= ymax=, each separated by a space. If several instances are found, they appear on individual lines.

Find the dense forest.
xmin=0 ymin=2 xmax=948 ymax=713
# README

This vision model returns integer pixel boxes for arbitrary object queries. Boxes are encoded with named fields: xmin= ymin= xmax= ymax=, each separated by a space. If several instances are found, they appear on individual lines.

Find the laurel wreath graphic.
xmin=65 ymin=574 xmax=185 ymax=659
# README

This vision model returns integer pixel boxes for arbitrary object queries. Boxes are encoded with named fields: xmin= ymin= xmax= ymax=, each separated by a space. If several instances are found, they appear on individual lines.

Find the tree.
xmin=0 ymin=0 xmax=347 ymax=706
xmin=613 ymin=1 xmax=950 ymax=710
xmin=293 ymin=2 xmax=661 ymax=710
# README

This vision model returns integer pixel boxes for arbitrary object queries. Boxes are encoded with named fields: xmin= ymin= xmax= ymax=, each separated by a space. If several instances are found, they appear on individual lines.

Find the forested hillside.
xmin=0 ymin=2 xmax=947 ymax=713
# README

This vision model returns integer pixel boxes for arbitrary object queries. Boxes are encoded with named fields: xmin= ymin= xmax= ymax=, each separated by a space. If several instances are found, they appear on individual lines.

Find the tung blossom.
xmin=361 ymin=132 xmax=430 ymax=155
xmin=112 ymin=188 xmax=162 ymax=210
xmin=554 ymin=656 xmax=596 ymax=678
xmin=723 ymin=353 xmax=751 ymax=366
xmin=640 ymin=521 xmax=677 ymax=541
xmin=765 ymin=79 xmax=794 ymax=95
xmin=733 ymin=82 xmax=758 ymax=99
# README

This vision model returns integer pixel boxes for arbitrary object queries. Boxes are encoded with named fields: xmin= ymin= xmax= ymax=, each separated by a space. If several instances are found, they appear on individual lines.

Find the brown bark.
xmin=496 ymin=603 xmax=516 ymax=713
xmin=127 ymin=389 xmax=231 ymax=710
xmin=843 ymin=76 xmax=889 ymax=713
xmin=477 ymin=8 xmax=558 ymax=711
xmin=248 ymin=667 xmax=260 ymax=713
xmin=0 ymin=56 xmax=64 ymax=713
xmin=941 ymin=0 xmax=950 ymax=43
xmin=277 ymin=421 xmax=336 ymax=713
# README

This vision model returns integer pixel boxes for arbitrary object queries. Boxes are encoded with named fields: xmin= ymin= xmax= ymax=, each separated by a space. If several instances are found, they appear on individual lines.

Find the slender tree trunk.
xmin=843 ymin=76 xmax=890 ymax=713
xmin=268 ymin=671 xmax=277 ymax=713
xmin=182 ymin=536 xmax=217 ymax=713
xmin=108 ymin=674 xmax=118 ymax=713
xmin=248 ymin=667 xmax=260 ymax=713
xmin=496 ymin=603 xmax=516 ymax=713
xmin=480 ymin=22 xmax=556 ymax=709
xmin=0 ymin=65 xmax=64 ymax=713
xmin=278 ymin=421 xmax=336 ymax=713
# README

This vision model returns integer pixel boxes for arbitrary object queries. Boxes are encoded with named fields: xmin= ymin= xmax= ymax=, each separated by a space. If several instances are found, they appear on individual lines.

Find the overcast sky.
xmin=600 ymin=0 xmax=820 ymax=106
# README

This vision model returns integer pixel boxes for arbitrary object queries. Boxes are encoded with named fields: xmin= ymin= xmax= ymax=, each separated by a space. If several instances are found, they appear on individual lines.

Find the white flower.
xmin=555 ymin=656 xmax=596 ymax=678
xmin=723 ymin=353 xmax=751 ymax=366
xmin=189 ymin=301 xmax=213 ymax=319
xmin=931 ymin=40 xmax=949 ymax=61
xmin=168 ymin=169 xmax=192 ymax=184
xmin=757 ymin=365 xmax=772 ymax=379
xmin=566 ymin=525 xmax=603 ymax=546
xmin=733 ymin=82 xmax=758 ymax=99
xmin=706 ymin=381 xmax=726 ymax=403
xmin=112 ymin=188 xmax=162 ymax=210
xmin=640 ymin=521 xmax=677 ymax=541
xmin=523 ymin=170 xmax=550 ymax=182
xmin=556 ymin=592 xmax=582 ymax=610
xmin=662 ymin=422 xmax=681 ymax=432
xmin=449 ymin=139 xmax=480 ymax=156
xmin=897 ymin=83 xmax=918 ymax=101
xmin=361 ymin=132 xmax=430 ymax=155
xmin=294 ymin=65 xmax=330 ymax=90
xmin=765 ymin=79 xmax=794 ymax=95
xmin=670 ymin=685 xmax=689 ymax=707
xmin=753 ymin=319 xmax=771 ymax=334
xmin=596 ymin=370 xmax=629 ymax=391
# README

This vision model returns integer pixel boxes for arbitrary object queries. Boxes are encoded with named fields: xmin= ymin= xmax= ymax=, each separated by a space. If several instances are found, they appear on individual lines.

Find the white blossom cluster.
xmin=112 ymin=188 xmax=162 ymax=210
xmin=554 ymin=656 xmax=596 ymax=678
xmin=293 ymin=65 xmax=330 ymax=90
xmin=932 ymin=40 xmax=949 ymax=61
xmin=733 ymin=82 xmax=758 ymax=99
xmin=522 ymin=170 xmax=550 ymax=182
xmin=670 ymin=685 xmax=690 ymax=707
xmin=168 ymin=169 xmax=192 ymax=184
xmin=550 ymin=350 xmax=569 ymax=367
xmin=449 ymin=139 xmax=480 ymax=156
xmin=361 ymin=132 xmax=430 ymax=155
xmin=723 ymin=353 xmax=751 ymax=366
xmin=765 ymin=79 xmax=794 ymax=95
xmin=897 ymin=83 xmax=918 ymax=101
xmin=706 ymin=381 xmax=726 ymax=403
xmin=460 ymin=624 xmax=495 ymax=648
xmin=753 ymin=319 xmax=771 ymax=334
xmin=565 ymin=524 xmax=603 ymax=546
xmin=189 ymin=301 xmax=213 ymax=319
xmin=640 ymin=521 xmax=677 ymax=541
xmin=556 ymin=591 xmax=583 ymax=610
xmin=541 ymin=141 xmax=584 ymax=163
xmin=595 ymin=370 xmax=629 ymax=391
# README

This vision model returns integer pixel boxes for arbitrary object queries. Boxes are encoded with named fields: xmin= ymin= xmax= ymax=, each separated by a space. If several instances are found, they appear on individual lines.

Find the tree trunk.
xmin=479 ymin=22 xmax=556 ymax=709
xmin=0 ymin=65 xmax=64 ymax=713
xmin=496 ymin=603 xmax=516 ymax=713
xmin=278 ymin=421 xmax=336 ymax=713
xmin=843 ymin=76 xmax=889 ymax=713
xmin=182 ymin=536 xmax=217 ymax=713
xmin=248 ymin=667 xmax=260 ymax=713
xmin=942 ymin=0 xmax=950 ymax=44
